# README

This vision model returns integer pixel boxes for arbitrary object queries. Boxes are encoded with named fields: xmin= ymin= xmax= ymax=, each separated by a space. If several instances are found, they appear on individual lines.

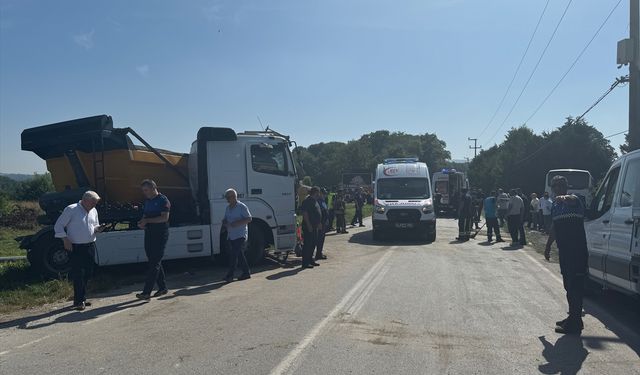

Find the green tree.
xmin=14 ymin=173 xmax=55 ymax=201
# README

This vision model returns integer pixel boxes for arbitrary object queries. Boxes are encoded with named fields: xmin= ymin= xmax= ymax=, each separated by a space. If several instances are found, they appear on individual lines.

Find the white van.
xmin=545 ymin=169 xmax=593 ymax=206
xmin=584 ymin=149 xmax=640 ymax=296
xmin=372 ymin=158 xmax=436 ymax=242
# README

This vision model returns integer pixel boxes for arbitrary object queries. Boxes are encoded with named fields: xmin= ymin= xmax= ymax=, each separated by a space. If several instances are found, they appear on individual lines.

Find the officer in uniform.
xmin=545 ymin=176 xmax=588 ymax=335
xmin=456 ymin=188 xmax=473 ymax=241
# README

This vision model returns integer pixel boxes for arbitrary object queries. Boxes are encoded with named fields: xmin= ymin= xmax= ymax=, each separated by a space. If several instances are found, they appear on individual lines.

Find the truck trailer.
xmin=18 ymin=115 xmax=299 ymax=277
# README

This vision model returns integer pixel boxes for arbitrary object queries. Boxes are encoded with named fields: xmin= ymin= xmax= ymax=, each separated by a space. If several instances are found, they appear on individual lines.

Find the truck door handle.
xmin=602 ymin=220 xmax=610 ymax=224
xmin=624 ymin=219 xmax=634 ymax=225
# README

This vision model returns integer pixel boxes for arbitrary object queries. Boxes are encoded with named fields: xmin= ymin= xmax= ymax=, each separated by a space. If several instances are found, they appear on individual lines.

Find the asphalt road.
xmin=1 ymin=218 xmax=639 ymax=375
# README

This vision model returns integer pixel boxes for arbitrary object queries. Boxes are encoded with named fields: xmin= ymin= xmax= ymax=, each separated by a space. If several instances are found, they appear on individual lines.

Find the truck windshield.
xmin=377 ymin=178 xmax=430 ymax=200
xmin=547 ymin=171 xmax=590 ymax=190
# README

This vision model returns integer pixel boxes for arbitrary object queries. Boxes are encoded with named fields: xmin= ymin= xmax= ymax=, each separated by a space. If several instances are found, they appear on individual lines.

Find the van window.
xmin=251 ymin=143 xmax=288 ymax=176
xmin=592 ymin=166 xmax=620 ymax=218
xmin=620 ymin=159 xmax=640 ymax=207
xmin=377 ymin=178 xmax=430 ymax=199
xmin=547 ymin=171 xmax=590 ymax=190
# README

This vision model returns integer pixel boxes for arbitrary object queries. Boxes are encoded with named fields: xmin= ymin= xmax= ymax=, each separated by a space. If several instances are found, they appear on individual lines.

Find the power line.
xmin=577 ymin=75 xmax=628 ymax=121
xmin=522 ymin=0 xmax=624 ymax=125
xmin=604 ymin=130 xmax=627 ymax=138
xmin=485 ymin=0 xmax=574 ymax=145
xmin=477 ymin=0 xmax=551 ymax=139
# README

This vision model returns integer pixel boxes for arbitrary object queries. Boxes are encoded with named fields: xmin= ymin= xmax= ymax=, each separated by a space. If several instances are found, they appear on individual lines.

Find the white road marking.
xmin=345 ymin=265 xmax=390 ymax=317
xmin=82 ymin=307 xmax=129 ymax=325
xmin=0 ymin=350 xmax=10 ymax=356
xmin=269 ymin=249 xmax=395 ymax=375
xmin=15 ymin=335 xmax=51 ymax=349
xmin=521 ymin=251 xmax=564 ymax=285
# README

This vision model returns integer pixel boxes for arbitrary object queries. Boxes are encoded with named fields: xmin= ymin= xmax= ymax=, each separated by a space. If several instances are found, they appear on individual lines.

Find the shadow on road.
xmin=348 ymin=229 xmax=432 ymax=247
xmin=538 ymin=335 xmax=588 ymax=375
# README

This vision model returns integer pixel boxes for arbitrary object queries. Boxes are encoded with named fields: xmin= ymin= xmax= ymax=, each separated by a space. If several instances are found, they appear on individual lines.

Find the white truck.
xmin=19 ymin=115 xmax=298 ymax=277
xmin=432 ymin=169 xmax=468 ymax=216
xmin=545 ymin=169 xmax=594 ymax=206
xmin=585 ymin=149 xmax=640 ymax=296
xmin=372 ymin=158 xmax=436 ymax=242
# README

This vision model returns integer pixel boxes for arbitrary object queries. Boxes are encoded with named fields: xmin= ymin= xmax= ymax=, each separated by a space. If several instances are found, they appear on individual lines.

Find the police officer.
xmin=136 ymin=179 xmax=171 ymax=300
xmin=456 ymin=188 xmax=473 ymax=241
xmin=545 ymin=176 xmax=588 ymax=335
xmin=300 ymin=187 xmax=322 ymax=269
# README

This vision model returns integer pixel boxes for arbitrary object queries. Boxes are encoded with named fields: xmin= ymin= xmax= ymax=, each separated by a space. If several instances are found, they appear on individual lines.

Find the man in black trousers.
xmin=300 ymin=187 xmax=322 ymax=269
xmin=136 ymin=179 xmax=171 ymax=300
xmin=545 ymin=176 xmax=589 ymax=335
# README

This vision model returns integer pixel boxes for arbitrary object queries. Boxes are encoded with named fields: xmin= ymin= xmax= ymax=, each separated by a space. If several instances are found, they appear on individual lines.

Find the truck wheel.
xmin=33 ymin=234 xmax=71 ymax=278
xmin=246 ymin=224 xmax=266 ymax=265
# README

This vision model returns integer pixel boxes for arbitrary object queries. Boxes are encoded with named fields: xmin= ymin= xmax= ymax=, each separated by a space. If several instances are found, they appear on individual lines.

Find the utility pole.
xmin=629 ymin=0 xmax=640 ymax=151
xmin=468 ymin=137 xmax=482 ymax=158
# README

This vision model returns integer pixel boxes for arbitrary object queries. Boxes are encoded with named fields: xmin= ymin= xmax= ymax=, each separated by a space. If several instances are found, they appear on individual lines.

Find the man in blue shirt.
xmin=223 ymin=188 xmax=252 ymax=283
xmin=483 ymin=191 xmax=503 ymax=243
xmin=136 ymin=179 xmax=171 ymax=300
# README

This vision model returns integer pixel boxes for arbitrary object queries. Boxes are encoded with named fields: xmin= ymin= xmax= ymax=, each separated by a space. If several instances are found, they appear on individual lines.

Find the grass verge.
xmin=0 ymin=227 xmax=34 ymax=257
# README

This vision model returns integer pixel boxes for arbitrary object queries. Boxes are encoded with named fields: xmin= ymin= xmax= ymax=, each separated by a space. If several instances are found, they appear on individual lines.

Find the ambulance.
xmin=372 ymin=158 xmax=436 ymax=242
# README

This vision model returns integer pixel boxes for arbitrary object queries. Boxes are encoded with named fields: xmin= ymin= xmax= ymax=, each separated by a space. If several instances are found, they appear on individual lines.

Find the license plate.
xmin=395 ymin=223 xmax=414 ymax=229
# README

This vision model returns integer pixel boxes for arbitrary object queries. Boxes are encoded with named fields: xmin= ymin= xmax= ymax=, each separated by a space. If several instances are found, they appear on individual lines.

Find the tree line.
xmin=297 ymin=118 xmax=621 ymax=194
xmin=0 ymin=174 xmax=54 ymax=215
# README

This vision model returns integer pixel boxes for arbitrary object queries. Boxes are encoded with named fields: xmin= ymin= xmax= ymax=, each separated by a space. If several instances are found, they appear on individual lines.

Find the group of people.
xmin=53 ymin=180 xmax=254 ymax=311
xmin=456 ymin=177 xmax=589 ymax=335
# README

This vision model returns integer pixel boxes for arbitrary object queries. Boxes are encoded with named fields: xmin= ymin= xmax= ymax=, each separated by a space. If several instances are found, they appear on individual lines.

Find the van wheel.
xmin=426 ymin=230 xmax=436 ymax=243
xmin=246 ymin=224 xmax=266 ymax=265
xmin=32 ymin=233 xmax=71 ymax=279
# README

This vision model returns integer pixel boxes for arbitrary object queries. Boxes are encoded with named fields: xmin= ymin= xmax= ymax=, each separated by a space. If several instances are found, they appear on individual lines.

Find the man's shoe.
xmin=135 ymin=293 xmax=151 ymax=301
xmin=556 ymin=317 xmax=583 ymax=329
xmin=238 ymin=274 xmax=251 ymax=281
xmin=224 ymin=275 xmax=234 ymax=283
xmin=316 ymin=255 xmax=327 ymax=260
xmin=487 ymin=238 xmax=492 ymax=242
xmin=311 ymin=262 xmax=320 ymax=266
xmin=359 ymin=224 xmax=365 ymax=227
xmin=496 ymin=238 xmax=505 ymax=243
xmin=342 ymin=230 xmax=349 ymax=234
xmin=83 ymin=301 xmax=92 ymax=307
xmin=555 ymin=323 xmax=583 ymax=335
xmin=302 ymin=264 xmax=314 ymax=269
xmin=73 ymin=302 xmax=86 ymax=311
xmin=153 ymin=289 xmax=169 ymax=298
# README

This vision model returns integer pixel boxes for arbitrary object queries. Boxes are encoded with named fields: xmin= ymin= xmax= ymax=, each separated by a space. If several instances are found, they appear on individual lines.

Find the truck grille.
xmin=386 ymin=209 xmax=422 ymax=223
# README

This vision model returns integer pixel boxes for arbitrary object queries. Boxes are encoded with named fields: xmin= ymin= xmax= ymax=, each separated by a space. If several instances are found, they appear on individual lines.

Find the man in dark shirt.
xmin=350 ymin=188 xmax=365 ymax=227
xmin=457 ymin=188 xmax=472 ymax=241
xmin=301 ymin=187 xmax=322 ymax=269
xmin=136 ymin=179 xmax=171 ymax=300
xmin=545 ymin=176 xmax=588 ymax=335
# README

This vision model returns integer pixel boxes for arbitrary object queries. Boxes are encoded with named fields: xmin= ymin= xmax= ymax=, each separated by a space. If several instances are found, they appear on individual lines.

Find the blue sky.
xmin=0 ymin=0 xmax=632 ymax=173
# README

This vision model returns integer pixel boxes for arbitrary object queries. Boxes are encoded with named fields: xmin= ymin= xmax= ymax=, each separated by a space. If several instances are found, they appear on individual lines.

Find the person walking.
xmin=54 ymin=191 xmax=104 ymax=310
xmin=539 ymin=192 xmax=553 ymax=233
xmin=314 ymin=188 xmax=329 ymax=260
xmin=483 ymin=191 xmax=503 ymax=243
xmin=497 ymin=188 xmax=510 ymax=227
xmin=456 ymin=188 xmax=473 ymax=241
xmin=136 ymin=180 xmax=171 ymax=300
xmin=545 ymin=176 xmax=588 ymax=335
xmin=507 ymin=189 xmax=524 ymax=246
xmin=300 ymin=187 xmax=322 ymax=269
xmin=530 ymin=193 xmax=540 ymax=230
xmin=333 ymin=191 xmax=348 ymax=234
xmin=350 ymin=188 xmax=365 ymax=227
xmin=221 ymin=188 xmax=253 ymax=283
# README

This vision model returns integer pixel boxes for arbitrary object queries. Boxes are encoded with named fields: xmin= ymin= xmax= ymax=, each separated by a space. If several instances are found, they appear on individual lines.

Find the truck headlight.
xmin=422 ymin=204 xmax=433 ymax=214
xmin=375 ymin=205 xmax=386 ymax=214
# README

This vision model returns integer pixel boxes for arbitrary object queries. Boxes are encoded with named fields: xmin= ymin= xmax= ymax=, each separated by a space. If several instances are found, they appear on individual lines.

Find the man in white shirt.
xmin=497 ymin=188 xmax=510 ymax=227
xmin=54 ymin=191 xmax=104 ymax=310
xmin=539 ymin=191 xmax=553 ymax=233
xmin=507 ymin=189 xmax=524 ymax=246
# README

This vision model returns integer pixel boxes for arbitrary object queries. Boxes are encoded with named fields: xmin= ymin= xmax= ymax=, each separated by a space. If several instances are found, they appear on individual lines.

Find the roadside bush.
xmin=0 ymin=201 xmax=41 ymax=230
xmin=0 ymin=191 xmax=11 ymax=216
xmin=14 ymin=173 xmax=54 ymax=201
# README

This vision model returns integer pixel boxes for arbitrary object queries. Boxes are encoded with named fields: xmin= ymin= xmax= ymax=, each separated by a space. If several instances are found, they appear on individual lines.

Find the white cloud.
xmin=136 ymin=65 xmax=150 ymax=77
xmin=73 ymin=30 xmax=94 ymax=49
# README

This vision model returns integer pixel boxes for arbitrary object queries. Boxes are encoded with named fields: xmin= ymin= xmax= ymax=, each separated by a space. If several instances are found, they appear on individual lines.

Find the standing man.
xmin=545 ymin=176 xmax=588 ymax=335
xmin=539 ymin=191 xmax=553 ymax=233
xmin=497 ymin=188 xmax=510 ymax=227
xmin=483 ymin=191 xmax=503 ymax=243
xmin=333 ymin=191 xmax=348 ymax=234
xmin=456 ymin=188 xmax=473 ymax=241
xmin=314 ymin=188 xmax=329 ymax=261
xmin=222 ymin=188 xmax=252 ymax=283
xmin=136 ymin=180 xmax=171 ymax=300
xmin=326 ymin=189 xmax=336 ymax=232
xmin=530 ymin=193 xmax=540 ymax=230
xmin=301 ymin=187 xmax=322 ymax=269
xmin=507 ymin=189 xmax=524 ymax=246
xmin=54 ymin=190 xmax=104 ymax=310
xmin=350 ymin=188 xmax=365 ymax=227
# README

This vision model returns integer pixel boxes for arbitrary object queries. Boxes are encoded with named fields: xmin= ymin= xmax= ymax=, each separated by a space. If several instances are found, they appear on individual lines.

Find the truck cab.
xmin=372 ymin=158 xmax=436 ymax=242
xmin=584 ymin=149 xmax=640 ymax=296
